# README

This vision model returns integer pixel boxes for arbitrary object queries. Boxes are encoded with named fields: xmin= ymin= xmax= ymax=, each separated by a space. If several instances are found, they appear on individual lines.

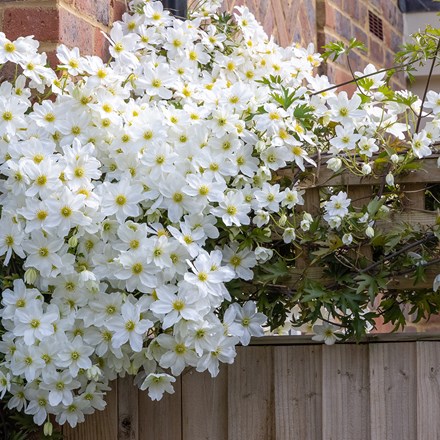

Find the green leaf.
xmin=354 ymin=273 xmax=386 ymax=302
xmin=293 ymin=103 xmax=315 ymax=122
xmin=257 ymin=258 xmax=289 ymax=283
xmin=367 ymin=196 xmax=384 ymax=217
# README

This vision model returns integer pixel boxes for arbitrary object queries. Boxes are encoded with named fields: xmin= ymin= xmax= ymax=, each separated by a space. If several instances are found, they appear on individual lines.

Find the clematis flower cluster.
xmin=0 ymin=0 xmax=439 ymax=429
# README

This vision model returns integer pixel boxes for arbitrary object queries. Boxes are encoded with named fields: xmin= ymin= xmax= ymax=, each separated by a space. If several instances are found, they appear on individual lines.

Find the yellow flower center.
xmin=132 ymin=263 xmax=143 ymax=274
xmin=115 ymin=195 xmax=127 ymax=206
xmin=2 ymin=111 xmax=12 ymax=121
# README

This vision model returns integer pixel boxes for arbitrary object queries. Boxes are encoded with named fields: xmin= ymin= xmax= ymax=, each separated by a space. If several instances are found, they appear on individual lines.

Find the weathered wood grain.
xmin=182 ymin=367 xmax=228 ymax=440
xmin=62 ymin=381 xmax=118 ymax=440
xmin=273 ymin=345 xmax=322 ymax=440
xmin=228 ymin=346 xmax=275 ymax=440
xmin=278 ymin=156 xmax=440 ymax=186
xmin=60 ymin=339 xmax=440 ymax=439
xmin=369 ymin=342 xmax=417 ymax=440
xmin=322 ymin=344 xmax=370 ymax=440
xmin=118 ymin=376 xmax=139 ymax=440
xmin=138 ymin=376 xmax=182 ymax=440
xmin=416 ymin=341 xmax=440 ymax=440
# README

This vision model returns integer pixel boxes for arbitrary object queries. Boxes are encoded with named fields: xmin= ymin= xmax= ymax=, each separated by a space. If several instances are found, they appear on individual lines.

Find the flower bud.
xmin=147 ymin=210 xmax=161 ymax=223
xmin=390 ymin=154 xmax=399 ymax=164
xmin=385 ymin=172 xmax=394 ymax=187
xmin=263 ymin=227 xmax=272 ymax=238
xmin=342 ymin=233 xmax=353 ymax=246
xmin=365 ymin=226 xmax=375 ymax=238
xmin=43 ymin=420 xmax=53 ymax=437
xmin=86 ymin=365 xmax=102 ymax=381
xmin=255 ymin=140 xmax=267 ymax=153
xmin=68 ymin=235 xmax=78 ymax=248
xmin=278 ymin=213 xmax=287 ymax=227
xmin=24 ymin=268 xmax=37 ymax=285
xmin=327 ymin=157 xmax=342 ymax=172
xmin=361 ymin=163 xmax=372 ymax=175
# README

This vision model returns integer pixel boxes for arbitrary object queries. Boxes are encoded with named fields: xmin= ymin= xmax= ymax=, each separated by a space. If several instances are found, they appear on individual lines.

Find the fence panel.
xmin=62 ymin=335 xmax=440 ymax=440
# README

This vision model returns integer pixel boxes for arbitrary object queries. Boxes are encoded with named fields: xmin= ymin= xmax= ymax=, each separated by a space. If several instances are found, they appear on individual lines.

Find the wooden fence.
xmin=63 ymin=334 xmax=440 ymax=440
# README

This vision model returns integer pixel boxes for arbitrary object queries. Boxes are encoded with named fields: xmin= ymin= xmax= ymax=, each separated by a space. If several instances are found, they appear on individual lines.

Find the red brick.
xmin=343 ymin=0 xmax=359 ymax=21
xmin=42 ymin=48 xmax=59 ymax=68
xmin=334 ymin=10 xmax=352 ymax=42
xmin=3 ymin=6 xmax=59 ymax=41
xmin=369 ymin=37 xmax=384 ymax=64
xmin=59 ymin=6 xmax=96 ymax=54
xmin=331 ymin=64 xmax=357 ymax=95
xmin=416 ymin=313 xmax=440 ymax=329
xmin=325 ymin=4 xmax=335 ymax=30
xmin=75 ymin=0 xmax=111 ymax=26
xmin=111 ymin=0 xmax=127 ymax=23
xmin=329 ymin=0 xmax=343 ymax=9
xmin=353 ymin=25 xmax=368 ymax=49
xmin=94 ymin=27 xmax=110 ymax=60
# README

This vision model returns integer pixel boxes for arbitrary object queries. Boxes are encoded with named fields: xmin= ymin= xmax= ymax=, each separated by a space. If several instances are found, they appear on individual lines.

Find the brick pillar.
xmin=0 ymin=0 xmax=127 ymax=63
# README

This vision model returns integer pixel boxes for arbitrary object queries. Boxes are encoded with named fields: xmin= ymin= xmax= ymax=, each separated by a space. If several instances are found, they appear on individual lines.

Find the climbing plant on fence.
xmin=0 ymin=0 xmax=439 ymax=436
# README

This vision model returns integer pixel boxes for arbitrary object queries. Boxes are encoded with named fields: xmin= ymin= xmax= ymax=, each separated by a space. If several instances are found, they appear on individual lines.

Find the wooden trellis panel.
xmin=282 ymin=155 xmax=440 ymax=290
xmin=62 ymin=334 xmax=440 ymax=440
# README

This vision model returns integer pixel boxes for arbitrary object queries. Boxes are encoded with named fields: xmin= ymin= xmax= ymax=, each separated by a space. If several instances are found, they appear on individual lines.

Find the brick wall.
xmin=0 ymin=0 xmax=405 ymax=90
xmin=223 ymin=0 xmax=405 ymax=91
xmin=0 ymin=0 xmax=127 ymax=64
xmin=223 ymin=0 xmax=317 ymax=48
xmin=317 ymin=0 xmax=405 ymax=91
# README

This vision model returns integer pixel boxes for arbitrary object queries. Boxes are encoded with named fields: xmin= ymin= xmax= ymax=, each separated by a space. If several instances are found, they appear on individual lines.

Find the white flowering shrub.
xmin=0 ymin=0 xmax=439 ymax=431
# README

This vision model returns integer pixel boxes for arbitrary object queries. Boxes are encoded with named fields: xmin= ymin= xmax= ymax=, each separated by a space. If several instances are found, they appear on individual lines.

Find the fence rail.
xmin=63 ymin=334 xmax=440 ymax=440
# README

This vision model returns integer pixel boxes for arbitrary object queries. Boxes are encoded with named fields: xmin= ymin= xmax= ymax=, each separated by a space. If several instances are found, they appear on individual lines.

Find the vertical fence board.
xmin=62 ymin=381 xmax=118 ymax=440
xmin=273 ymin=345 xmax=322 ymax=440
xmin=322 ymin=344 xmax=370 ymax=440
xmin=182 ymin=367 xmax=228 ymax=440
xmin=118 ymin=376 xmax=139 ymax=440
xmin=417 ymin=341 xmax=440 ymax=440
xmin=138 ymin=375 xmax=182 ymax=440
xmin=369 ymin=342 xmax=417 ymax=440
xmin=228 ymin=346 xmax=275 ymax=440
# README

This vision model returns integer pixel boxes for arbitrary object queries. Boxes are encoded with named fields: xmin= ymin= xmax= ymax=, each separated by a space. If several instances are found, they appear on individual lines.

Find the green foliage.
xmin=322 ymin=38 xmax=366 ymax=61
xmin=0 ymin=402 xmax=63 ymax=440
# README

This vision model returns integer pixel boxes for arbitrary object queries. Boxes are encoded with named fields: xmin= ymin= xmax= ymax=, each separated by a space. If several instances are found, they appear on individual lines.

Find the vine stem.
xmin=359 ymin=233 xmax=435 ymax=275
xmin=310 ymin=58 xmax=422 ymax=96
xmin=415 ymin=38 xmax=440 ymax=133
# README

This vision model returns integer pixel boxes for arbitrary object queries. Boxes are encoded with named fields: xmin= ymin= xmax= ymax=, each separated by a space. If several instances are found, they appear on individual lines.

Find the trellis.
xmin=279 ymin=155 xmax=440 ymax=291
